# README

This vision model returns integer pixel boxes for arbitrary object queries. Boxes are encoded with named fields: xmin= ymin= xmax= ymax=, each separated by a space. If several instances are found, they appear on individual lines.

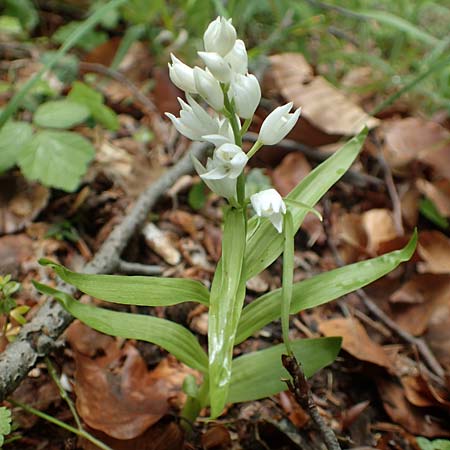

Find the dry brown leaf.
xmin=417 ymin=231 xmax=450 ymax=274
xmin=361 ymin=209 xmax=399 ymax=254
xmin=0 ymin=174 xmax=49 ymax=235
xmin=378 ymin=378 xmax=450 ymax=437
xmin=67 ymin=322 xmax=196 ymax=440
xmin=336 ymin=213 xmax=367 ymax=250
xmin=383 ymin=118 xmax=450 ymax=178
xmin=269 ymin=53 xmax=379 ymax=135
xmin=400 ymin=186 xmax=420 ymax=228
xmin=272 ymin=152 xmax=312 ymax=197
xmin=319 ymin=318 xmax=392 ymax=369
xmin=201 ymin=425 xmax=232 ymax=450
xmin=0 ymin=234 xmax=33 ymax=276
xmin=416 ymin=179 xmax=450 ymax=217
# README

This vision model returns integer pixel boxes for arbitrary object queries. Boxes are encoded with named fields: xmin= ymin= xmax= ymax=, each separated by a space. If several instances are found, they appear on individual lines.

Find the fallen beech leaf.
xmin=389 ymin=274 xmax=450 ymax=336
xmin=361 ymin=209 xmax=398 ymax=254
xmin=0 ymin=234 xmax=33 ymax=276
xmin=319 ymin=318 xmax=392 ymax=370
xmin=418 ymin=231 xmax=450 ymax=274
xmin=201 ymin=425 xmax=232 ymax=450
xmin=0 ymin=173 xmax=49 ymax=234
xmin=383 ymin=118 xmax=450 ymax=178
xmin=272 ymin=152 xmax=312 ymax=197
xmin=278 ymin=391 xmax=309 ymax=429
xmin=67 ymin=323 xmax=196 ymax=440
xmin=270 ymin=53 xmax=379 ymax=135
xmin=401 ymin=374 xmax=450 ymax=411
xmin=336 ymin=213 xmax=367 ymax=250
xmin=416 ymin=179 xmax=450 ymax=217
xmin=341 ymin=400 xmax=370 ymax=430
xmin=378 ymin=378 xmax=450 ymax=437
xmin=401 ymin=187 xmax=420 ymax=228
xmin=142 ymin=222 xmax=181 ymax=265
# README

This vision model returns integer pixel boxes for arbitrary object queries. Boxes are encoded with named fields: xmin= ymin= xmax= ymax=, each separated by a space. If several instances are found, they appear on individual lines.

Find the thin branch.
xmin=323 ymin=199 xmax=445 ymax=380
xmin=117 ymin=260 xmax=162 ymax=276
xmin=0 ymin=142 xmax=208 ymax=402
xmin=79 ymin=61 xmax=157 ymax=114
xmin=282 ymin=354 xmax=342 ymax=450
xmin=244 ymin=132 xmax=383 ymax=188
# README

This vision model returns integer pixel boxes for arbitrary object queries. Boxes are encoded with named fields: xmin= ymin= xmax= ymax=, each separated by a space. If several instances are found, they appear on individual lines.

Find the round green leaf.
xmin=33 ymin=100 xmax=90 ymax=129
xmin=17 ymin=130 xmax=95 ymax=191
xmin=0 ymin=121 xmax=33 ymax=172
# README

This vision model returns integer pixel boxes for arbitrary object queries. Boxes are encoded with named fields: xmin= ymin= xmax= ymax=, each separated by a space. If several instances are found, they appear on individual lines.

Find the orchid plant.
xmin=35 ymin=17 xmax=416 ymax=424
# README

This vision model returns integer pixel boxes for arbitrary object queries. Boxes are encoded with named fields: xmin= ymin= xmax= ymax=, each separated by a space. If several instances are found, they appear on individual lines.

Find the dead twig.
xmin=323 ymin=199 xmax=445 ymax=380
xmin=117 ymin=260 xmax=162 ymax=276
xmin=282 ymin=354 xmax=342 ymax=450
xmin=79 ymin=61 xmax=157 ymax=114
xmin=244 ymin=132 xmax=383 ymax=188
xmin=0 ymin=142 xmax=208 ymax=402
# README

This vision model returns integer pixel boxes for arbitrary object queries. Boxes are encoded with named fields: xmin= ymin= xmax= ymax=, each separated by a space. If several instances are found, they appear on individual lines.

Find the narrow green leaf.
xmin=39 ymin=259 xmax=210 ymax=306
xmin=17 ymin=130 xmax=95 ymax=192
xmin=228 ymin=337 xmax=341 ymax=404
xmin=208 ymin=207 xmax=246 ymax=418
xmin=34 ymin=282 xmax=208 ymax=373
xmin=33 ymin=100 xmax=90 ymax=129
xmin=0 ymin=121 xmax=33 ymax=172
xmin=236 ymin=231 xmax=417 ymax=344
xmin=68 ymin=82 xmax=119 ymax=131
xmin=245 ymin=129 xmax=368 ymax=280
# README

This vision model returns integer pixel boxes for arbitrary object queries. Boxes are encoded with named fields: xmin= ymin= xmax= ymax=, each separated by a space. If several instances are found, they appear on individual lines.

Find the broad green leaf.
xmin=0 ymin=406 xmax=12 ymax=446
xmin=208 ymin=207 xmax=246 ymax=418
xmin=68 ymin=82 xmax=119 ymax=131
xmin=417 ymin=437 xmax=450 ymax=450
xmin=33 ymin=100 xmax=90 ymax=129
xmin=0 ymin=121 xmax=33 ymax=172
xmin=4 ymin=0 xmax=39 ymax=31
xmin=245 ymin=129 xmax=367 ymax=280
xmin=39 ymin=259 xmax=210 ymax=306
xmin=34 ymin=282 xmax=208 ymax=373
xmin=228 ymin=337 xmax=341 ymax=404
xmin=17 ymin=130 xmax=95 ymax=192
xmin=236 ymin=231 xmax=417 ymax=344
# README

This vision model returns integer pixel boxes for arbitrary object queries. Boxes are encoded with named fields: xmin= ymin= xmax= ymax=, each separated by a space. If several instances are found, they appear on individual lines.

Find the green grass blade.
xmin=228 ymin=337 xmax=341 ymax=404
xmin=0 ymin=0 xmax=127 ymax=128
xmin=39 ymin=259 xmax=210 ymax=306
xmin=208 ymin=207 xmax=246 ymax=418
xmin=236 ymin=231 xmax=417 ymax=344
xmin=34 ymin=282 xmax=208 ymax=373
xmin=359 ymin=10 xmax=439 ymax=47
xmin=245 ymin=129 xmax=367 ymax=280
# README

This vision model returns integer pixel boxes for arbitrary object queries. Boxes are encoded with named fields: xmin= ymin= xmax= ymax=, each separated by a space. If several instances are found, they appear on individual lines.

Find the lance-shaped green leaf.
xmin=208 ymin=207 xmax=246 ymax=418
xmin=34 ymin=282 xmax=208 ymax=373
xmin=228 ymin=337 xmax=341 ymax=404
xmin=245 ymin=129 xmax=367 ymax=280
xmin=236 ymin=231 xmax=417 ymax=344
xmin=39 ymin=259 xmax=210 ymax=306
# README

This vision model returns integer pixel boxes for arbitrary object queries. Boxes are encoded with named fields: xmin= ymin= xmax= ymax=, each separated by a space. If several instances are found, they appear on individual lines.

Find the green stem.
xmin=8 ymin=399 xmax=113 ymax=450
xmin=246 ymin=140 xmax=263 ymax=159
xmin=240 ymin=118 xmax=252 ymax=137
xmin=45 ymin=357 xmax=82 ymax=430
xmin=282 ymin=211 xmax=294 ymax=356
xmin=180 ymin=377 xmax=209 ymax=430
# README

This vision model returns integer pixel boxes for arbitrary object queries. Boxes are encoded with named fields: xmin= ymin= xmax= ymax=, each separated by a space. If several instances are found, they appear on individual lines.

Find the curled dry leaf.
xmin=377 ymin=378 xmax=450 ymax=438
xmin=400 ymin=186 xmax=420 ymax=228
xmin=319 ymin=318 xmax=392 ymax=370
xmin=361 ymin=209 xmax=399 ymax=255
xmin=67 ymin=322 xmax=197 ymax=440
xmin=0 ymin=173 xmax=49 ymax=235
xmin=417 ymin=231 xmax=450 ymax=274
xmin=382 ymin=118 xmax=450 ymax=179
xmin=142 ymin=222 xmax=181 ymax=265
xmin=269 ymin=53 xmax=379 ymax=135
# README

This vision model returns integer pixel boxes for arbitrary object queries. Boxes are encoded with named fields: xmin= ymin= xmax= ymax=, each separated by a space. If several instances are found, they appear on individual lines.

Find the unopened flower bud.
xmin=198 ymin=51 xmax=232 ymax=83
xmin=168 ymin=54 xmax=197 ymax=94
xmin=193 ymin=67 xmax=224 ymax=111
xmin=250 ymin=188 xmax=286 ymax=233
xmin=230 ymin=73 xmax=261 ymax=119
xmin=203 ymin=17 xmax=237 ymax=57
xmin=258 ymin=102 xmax=301 ymax=145
xmin=224 ymin=39 xmax=248 ymax=74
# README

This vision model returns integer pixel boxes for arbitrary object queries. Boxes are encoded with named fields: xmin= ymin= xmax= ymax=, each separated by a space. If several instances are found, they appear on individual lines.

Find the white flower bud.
xmin=250 ymin=188 xmax=286 ymax=233
xmin=168 ymin=54 xmax=197 ymax=94
xmin=198 ymin=51 xmax=232 ymax=83
xmin=201 ymin=143 xmax=247 ymax=180
xmin=165 ymin=95 xmax=219 ymax=141
xmin=203 ymin=17 xmax=237 ymax=57
xmin=224 ymin=39 xmax=248 ymax=74
xmin=258 ymin=102 xmax=301 ymax=145
xmin=193 ymin=67 xmax=224 ymax=111
xmin=230 ymin=73 xmax=261 ymax=119
xmin=192 ymin=154 xmax=237 ymax=200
